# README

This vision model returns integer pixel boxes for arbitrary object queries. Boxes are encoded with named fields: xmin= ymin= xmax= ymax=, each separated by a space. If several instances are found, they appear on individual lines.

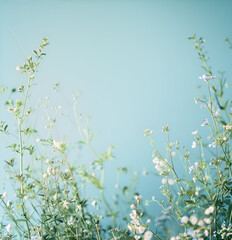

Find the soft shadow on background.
xmin=1 ymin=0 xmax=232 ymax=220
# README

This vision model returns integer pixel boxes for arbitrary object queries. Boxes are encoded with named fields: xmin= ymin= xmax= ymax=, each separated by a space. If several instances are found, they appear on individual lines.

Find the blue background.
xmin=1 ymin=0 xmax=232 ymax=225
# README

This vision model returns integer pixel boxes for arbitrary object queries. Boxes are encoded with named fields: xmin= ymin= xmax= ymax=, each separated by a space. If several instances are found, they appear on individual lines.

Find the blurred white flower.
xmin=201 ymin=119 xmax=208 ymax=126
xmin=2 ymin=192 xmax=7 ymax=199
xmin=138 ymin=226 xmax=146 ymax=234
xmin=190 ymin=216 xmax=198 ymax=225
xmin=63 ymin=200 xmax=69 ymax=209
xmin=144 ymin=230 xmax=153 ymax=240
xmin=208 ymin=142 xmax=216 ymax=148
xmin=192 ymin=130 xmax=198 ymax=135
xmin=168 ymin=179 xmax=175 ymax=185
xmin=53 ymin=140 xmax=62 ymax=150
xmin=181 ymin=216 xmax=189 ymax=224
xmin=16 ymin=66 xmax=21 ymax=71
xmin=199 ymin=74 xmax=216 ymax=82
xmin=5 ymin=224 xmax=11 ymax=232
xmin=204 ymin=218 xmax=211 ymax=224
xmin=130 ymin=204 xmax=136 ymax=209
xmin=192 ymin=141 xmax=197 ymax=148
xmin=134 ymin=235 xmax=141 ymax=240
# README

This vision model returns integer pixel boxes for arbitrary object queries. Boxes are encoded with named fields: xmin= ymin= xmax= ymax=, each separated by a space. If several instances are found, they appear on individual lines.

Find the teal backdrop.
xmin=1 ymin=0 xmax=232 ymax=224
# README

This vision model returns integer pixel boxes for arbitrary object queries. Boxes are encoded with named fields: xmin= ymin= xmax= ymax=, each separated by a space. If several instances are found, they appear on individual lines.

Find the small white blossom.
xmin=134 ymin=235 xmax=141 ymax=240
xmin=199 ymin=74 xmax=216 ymax=82
xmin=76 ymin=204 xmax=82 ymax=211
xmin=192 ymin=141 xmax=197 ymax=149
xmin=130 ymin=204 xmax=136 ymax=209
xmin=63 ymin=200 xmax=69 ymax=209
xmin=190 ymin=216 xmax=198 ymax=225
xmin=144 ymin=230 xmax=153 ymax=240
xmin=201 ymin=119 xmax=208 ymax=127
xmin=208 ymin=141 xmax=216 ymax=148
xmin=192 ymin=130 xmax=198 ymax=135
xmin=168 ymin=179 xmax=175 ymax=185
xmin=204 ymin=230 xmax=209 ymax=236
xmin=5 ymin=224 xmax=11 ymax=232
xmin=181 ymin=216 xmax=189 ymax=224
xmin=52 ymin=140 xmax=62 ymax=150
xmin=2 ymin=192 xmax=7 ymax=199
xmin=204 ymin=217 xmax=212 ymax=224
xmin=91 ymin=200 xmax=97 ymax=206
xmin=138 ymin=226 xmax=146 ymax=234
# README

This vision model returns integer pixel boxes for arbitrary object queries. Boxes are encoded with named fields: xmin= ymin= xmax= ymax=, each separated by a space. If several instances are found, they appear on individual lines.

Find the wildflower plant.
xmin=1 ymin=34 xmax=232 ymax=240
xmin=127 ymin=35 xmax=232 ymax=240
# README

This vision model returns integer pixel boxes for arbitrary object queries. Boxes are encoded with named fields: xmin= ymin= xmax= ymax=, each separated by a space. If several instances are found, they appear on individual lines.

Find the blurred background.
xmin=1 ymin=0 xmax=232 ymax=228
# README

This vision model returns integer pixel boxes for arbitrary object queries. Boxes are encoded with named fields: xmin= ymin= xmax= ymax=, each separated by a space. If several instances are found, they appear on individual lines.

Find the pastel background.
xmin=1 ymin=0 xmax=232 ymax=222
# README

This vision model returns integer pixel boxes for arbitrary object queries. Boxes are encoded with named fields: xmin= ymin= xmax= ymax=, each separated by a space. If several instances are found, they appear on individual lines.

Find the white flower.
xmin=170 ymin=237 xmax=176 ymax=240
xmin=130 ymin=204 xmax=136 ymax=209
xmin=199 ymin=74 xmax=216 ymax=82
xmin=134 ymin=235 xmax=141 ymax=240
xmin=68 ymin=216 xmax=74 ymax=226
xmin=204 ymin=217 xmax=211 ymax=224
xmin=47 ymin=167 xmax=52 ymax=175
xmin=5 ymin=224 xmax=11 ymax=232
xmin=2 ymin=192 xmax=7 ymax=199
xmin=7 ymin=201 xmax=11 ymax=207
xmin=198 ymin=219 xmax=204 ymax=226
xmin=144 ymin=231 xmax=153 ymax=240
xmin=115 ymin=184 xmax=119 ymax=189
xmin=138 ymin=226 xmax=146 ymax=234
xmin=168 ymin=179 xmax=175 ymax=185
xmin=152 ymin=157 xmax=160 ymax=164
xmin=204 ymin=230 xmax=209 ymax=236
xmin=161 ymin=178 xmax=166 ymax=184
xmin=91 ymin=200 xmax=97 ymax=206
xmin=192 ymin=141 xmax=197 ymax=149
xmin=43 ymin=173 xmax=47 ymax=179
xmin=130 ymin=210 xmax=137 ymax=219
xmin=171 ymin=151 xmax=176 ymax=156
xmin=46 ymin=159 xmax=50 ymax=164
xmin=16 ymin=66 xmax=21 ymax=71
xmin=24 ymin=196 xmax=29 ymax=200
xmin=208 ymin=205 xmax=215 ymax=213
xmin=36 ymin=138 xmax=40 ymax=142
xmin=201 ymin=119 xmax=208 ymax=126
xmin=190 ymin=216 xmax=198 ymax=225
xmin=208 ymin=142 xmax=216 ymax=148
xmin=131 ymin=218 xmax=139 ymax=225
xmin=192 ymin=130 xmax=198 ymax=135
xmin=205 ymin=208 xmax=210 ymax=215
xmin=146 ymin=219 xmax=151 ymax=223
xmin=63 ymin=200 xmax=69 ymax=209
xmin=215 ymin=109 xmax=220 ymax=116
xmin=76 ymin=204 xmax=82 ymax=211
xmin=52 ymin=140 xmax=62 ymax=150
xmin=181 ymin=216 xmax=189 ymax=224
xmin=134 ymin=195 xmax=142 ymax=201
